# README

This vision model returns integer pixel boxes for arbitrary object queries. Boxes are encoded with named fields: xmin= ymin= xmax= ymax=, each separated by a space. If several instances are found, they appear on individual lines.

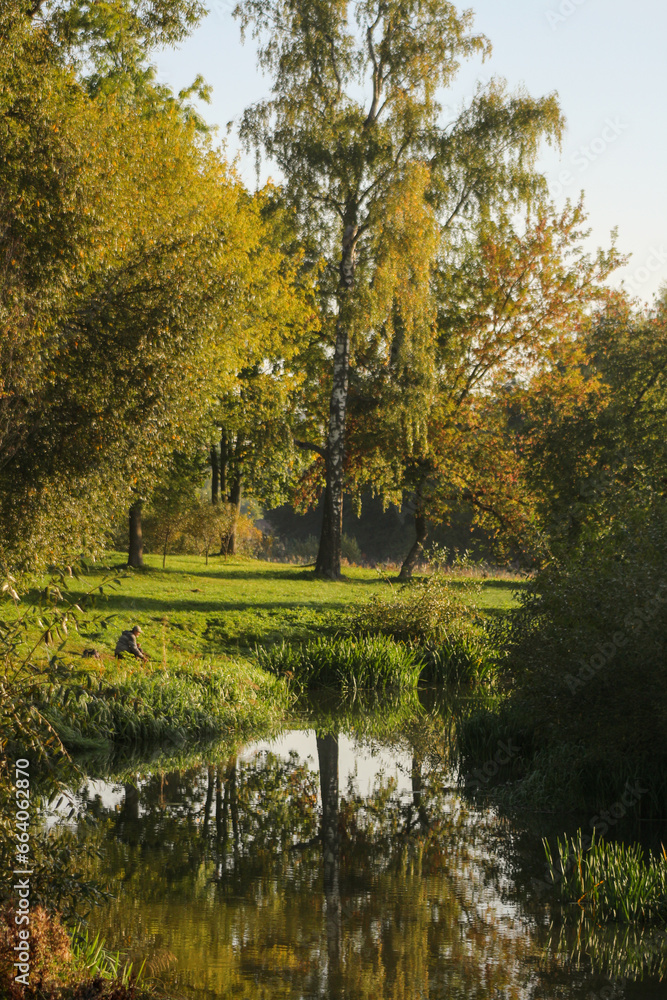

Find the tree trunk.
xmin=316 ymin=222 xmax=357 ymax=579
xmin=211 ymin=444 xmax=219 ymax=504
xmin=128 ymin=501 xmax=144 ymax=568
xmin=220 ymin=430 xmax=228 ymax=499
xmin=399 ymin=511 xmax=428 ymax=580
xmin=118 ymin=779 xmax=140 ymax=845
xmin=203 ymin=765 xmax=215 ymax=837
xmin=317 ymin=734 xmax=341 ymax=974
xmin=162 ymin=528 xmax=170 ymax=570
xmin=226 ymin=471 xmax=242 ymax=556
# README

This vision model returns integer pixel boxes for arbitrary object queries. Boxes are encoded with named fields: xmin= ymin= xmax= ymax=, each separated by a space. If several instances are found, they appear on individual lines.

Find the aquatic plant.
xmin=419 ymin=631 xmax=498 ymax=687
xmin=543 ymin=829 xmax=667 ymax=923
xmin=257 ymin=634 xmax=421 ymax=692
xmin=70 ymin=923 xmax=145 ymax=987
xmin=39 ymin=655 xmax=292 ymax=753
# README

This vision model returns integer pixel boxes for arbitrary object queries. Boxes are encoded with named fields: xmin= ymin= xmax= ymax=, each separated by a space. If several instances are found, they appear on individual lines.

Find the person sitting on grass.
xmin=115 ymin=625 xmax=148 ymax=661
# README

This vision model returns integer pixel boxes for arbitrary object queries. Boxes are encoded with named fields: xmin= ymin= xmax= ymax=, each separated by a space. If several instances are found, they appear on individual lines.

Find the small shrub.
xmin=344 ymin=574 xmax=481 ymax=645
xmin=0 ymin=906 xmax=149 ymax=999
xmin=257 ymin=635 xmax=421 ymax=692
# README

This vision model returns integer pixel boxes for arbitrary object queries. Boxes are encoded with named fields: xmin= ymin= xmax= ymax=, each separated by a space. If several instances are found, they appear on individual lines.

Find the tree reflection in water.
xmin=68 ymin=730 xmax=665 ymax=1000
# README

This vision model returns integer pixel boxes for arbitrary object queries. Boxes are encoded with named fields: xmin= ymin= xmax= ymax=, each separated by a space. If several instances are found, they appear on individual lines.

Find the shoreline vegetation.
xmin=3 ymin=550 xmax=666 ymax=819
xmin=2 ymin=0 xmax=666 ymax=993
xmin=2 ymin=552 xmax=667 ymax=998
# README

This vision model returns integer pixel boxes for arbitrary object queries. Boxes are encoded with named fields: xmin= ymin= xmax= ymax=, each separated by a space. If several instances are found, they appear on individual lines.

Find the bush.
xmin=499 ymin=494 xmax=667 ymax=811
xmin=0 ymin=905 xmax=149 ymax=999
xmin=341 ymin=572 xmax=499 ymax=687
xmin=257 ymin=635 xmax=421 ymax=692
xmin=343 ymin=573 xmax=483 ymax=644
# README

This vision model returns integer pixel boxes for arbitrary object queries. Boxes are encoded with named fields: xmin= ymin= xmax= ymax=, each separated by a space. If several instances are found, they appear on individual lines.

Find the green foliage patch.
xmin=341 ymin=572 xmax=502 ymax=688
xmin=544 ymin=830 xmax=667 ymax=924
xmin=39 ymin=656 xmax=290 ymax=753
xmin=257 ymin=635 xmax=421 ymax=693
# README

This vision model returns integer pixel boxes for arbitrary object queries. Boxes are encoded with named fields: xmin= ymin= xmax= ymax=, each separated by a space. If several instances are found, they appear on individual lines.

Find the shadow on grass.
xmin=184 ymin=565 xmax=384 ymax=584
xmin=70 ymin=592 xmax=356 ymax=616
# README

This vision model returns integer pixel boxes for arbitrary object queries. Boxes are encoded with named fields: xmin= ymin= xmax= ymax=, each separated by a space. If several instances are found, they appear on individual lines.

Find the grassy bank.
xmin=38 ymin=653 xmax=291 ymax=755
xmin=55 ymin=553 xmax=520 ymax=658
xmin=4 ymin=555 xmax=522 ymax=759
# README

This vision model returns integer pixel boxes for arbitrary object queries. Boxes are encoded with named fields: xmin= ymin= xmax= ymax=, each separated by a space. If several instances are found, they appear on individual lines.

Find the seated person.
xmin=115 ymin=625 xmax=147 ymax=661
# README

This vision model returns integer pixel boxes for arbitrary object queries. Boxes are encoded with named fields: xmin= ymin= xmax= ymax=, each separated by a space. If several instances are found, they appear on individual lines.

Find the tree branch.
xmin=295 ymin=439 xmax=327 ymax=459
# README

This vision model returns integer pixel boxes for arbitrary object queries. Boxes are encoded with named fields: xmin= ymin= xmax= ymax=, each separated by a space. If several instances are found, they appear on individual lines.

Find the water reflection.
xmin=68 ymin=725 xmax=667 ymax=1000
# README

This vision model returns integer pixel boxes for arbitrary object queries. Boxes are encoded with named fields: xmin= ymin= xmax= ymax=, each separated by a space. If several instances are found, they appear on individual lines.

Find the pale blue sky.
xmin=155 ymin=0 xmax=667 ymax=302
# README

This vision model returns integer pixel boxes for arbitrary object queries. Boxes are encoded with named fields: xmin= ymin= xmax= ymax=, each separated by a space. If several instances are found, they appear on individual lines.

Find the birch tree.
xmin=235 ymin=0 xmax=563 ymax=578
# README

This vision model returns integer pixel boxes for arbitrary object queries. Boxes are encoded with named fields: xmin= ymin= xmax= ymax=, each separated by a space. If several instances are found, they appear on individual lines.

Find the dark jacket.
xmin=115 ymin=630 xmax=144 ymax=658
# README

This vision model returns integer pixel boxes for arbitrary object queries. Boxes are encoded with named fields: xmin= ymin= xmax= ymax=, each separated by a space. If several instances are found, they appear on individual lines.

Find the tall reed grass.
xmin=38 ymin=656 xmax=292 ymax=752
xmin=544 ymin=829 xmax=667 ymax=923
xmin=257 ymin=635 xmax=421 ymax=692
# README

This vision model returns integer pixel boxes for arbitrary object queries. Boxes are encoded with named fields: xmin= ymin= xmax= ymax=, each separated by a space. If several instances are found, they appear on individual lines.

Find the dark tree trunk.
xmin=399 ymin=511 xmax=428 ymax=580
xmin=211 ymin=445 xmax=219 ymax=504
xmin=162 ymin=528 xmax=170 ymax=569
xmin=128 ymin=501 xmax=144 ymax=568
xmin=316 ymin=222 xmax=357 ymax=580
xmin=228 ymin=758 xmax=240 ymax=858
xmin=221 ymin=432 xmax=243 ymax=555
xmin=215 ymin=765 xmax=225 ymax=843
xmin=220 ymin=430 xmax=228 ymax=499
xmin=203 ymin=764 xmax=215 ymax=837
xmin=118 ymin=779 xmax=140 ymax=845
xmin=317 ymin=734 xmax=341 ymax=973
xmin=226 ymin=471 xmax=242 ymax=556
xmin=411 ymin=754 xmax=429 ymax=829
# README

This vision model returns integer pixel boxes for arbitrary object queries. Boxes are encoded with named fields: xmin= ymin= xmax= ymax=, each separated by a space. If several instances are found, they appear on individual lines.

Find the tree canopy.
xmin=235 ymin=0 xmax=565 ymax=577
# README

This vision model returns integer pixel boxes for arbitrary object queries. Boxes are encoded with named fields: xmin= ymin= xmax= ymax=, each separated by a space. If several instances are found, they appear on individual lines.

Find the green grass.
xmin=54 ymin=553 xmax=525 ymax=659
xmin=37 ymin=653 xmax=291 ymax=754
xmin=5 ymin=554 xmax=523 ymax=756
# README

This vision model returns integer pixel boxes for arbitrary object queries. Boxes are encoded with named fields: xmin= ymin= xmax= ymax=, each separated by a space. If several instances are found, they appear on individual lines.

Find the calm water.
xmin=62 ymin=717 xmax=667 ymax=1000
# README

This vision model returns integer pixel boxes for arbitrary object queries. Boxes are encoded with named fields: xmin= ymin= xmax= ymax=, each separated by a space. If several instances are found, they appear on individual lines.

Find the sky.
xmin=155 ymin=0 xmax=667 ymax=303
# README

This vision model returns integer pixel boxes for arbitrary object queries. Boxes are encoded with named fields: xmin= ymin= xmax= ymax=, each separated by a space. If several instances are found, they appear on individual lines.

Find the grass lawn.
xmin=59 ymin=553 xmax=526 ymax=661
xmin=4 ymin=555 xmax=525 ymax=753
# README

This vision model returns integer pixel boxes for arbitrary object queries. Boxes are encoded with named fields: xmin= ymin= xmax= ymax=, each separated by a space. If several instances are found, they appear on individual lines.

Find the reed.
xmin=257 ymin=635 xmax=421 ymax=692
xmin=543 ymin=829 xmax=667 ymax=923
xmin=36 ymin=655 xmax=292 ymax=752
xmin=419 ymin=632 xmax=498 ymax=687
xmin=70 ymin=924 xmax=145 ymax=987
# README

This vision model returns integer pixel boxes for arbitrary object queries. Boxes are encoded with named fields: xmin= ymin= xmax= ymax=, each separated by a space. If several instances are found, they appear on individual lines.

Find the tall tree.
xmin=235 ymin=0 xmax=563 ymax=578
xmin=0 ymin=3 xmax=301 ymax=571
xmin=343 ymin=201 xmax=621 ymax=574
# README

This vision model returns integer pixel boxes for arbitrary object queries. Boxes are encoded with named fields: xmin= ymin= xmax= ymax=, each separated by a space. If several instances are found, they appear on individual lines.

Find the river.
xmin=56 ymin=702 xmax=667 ymax=999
